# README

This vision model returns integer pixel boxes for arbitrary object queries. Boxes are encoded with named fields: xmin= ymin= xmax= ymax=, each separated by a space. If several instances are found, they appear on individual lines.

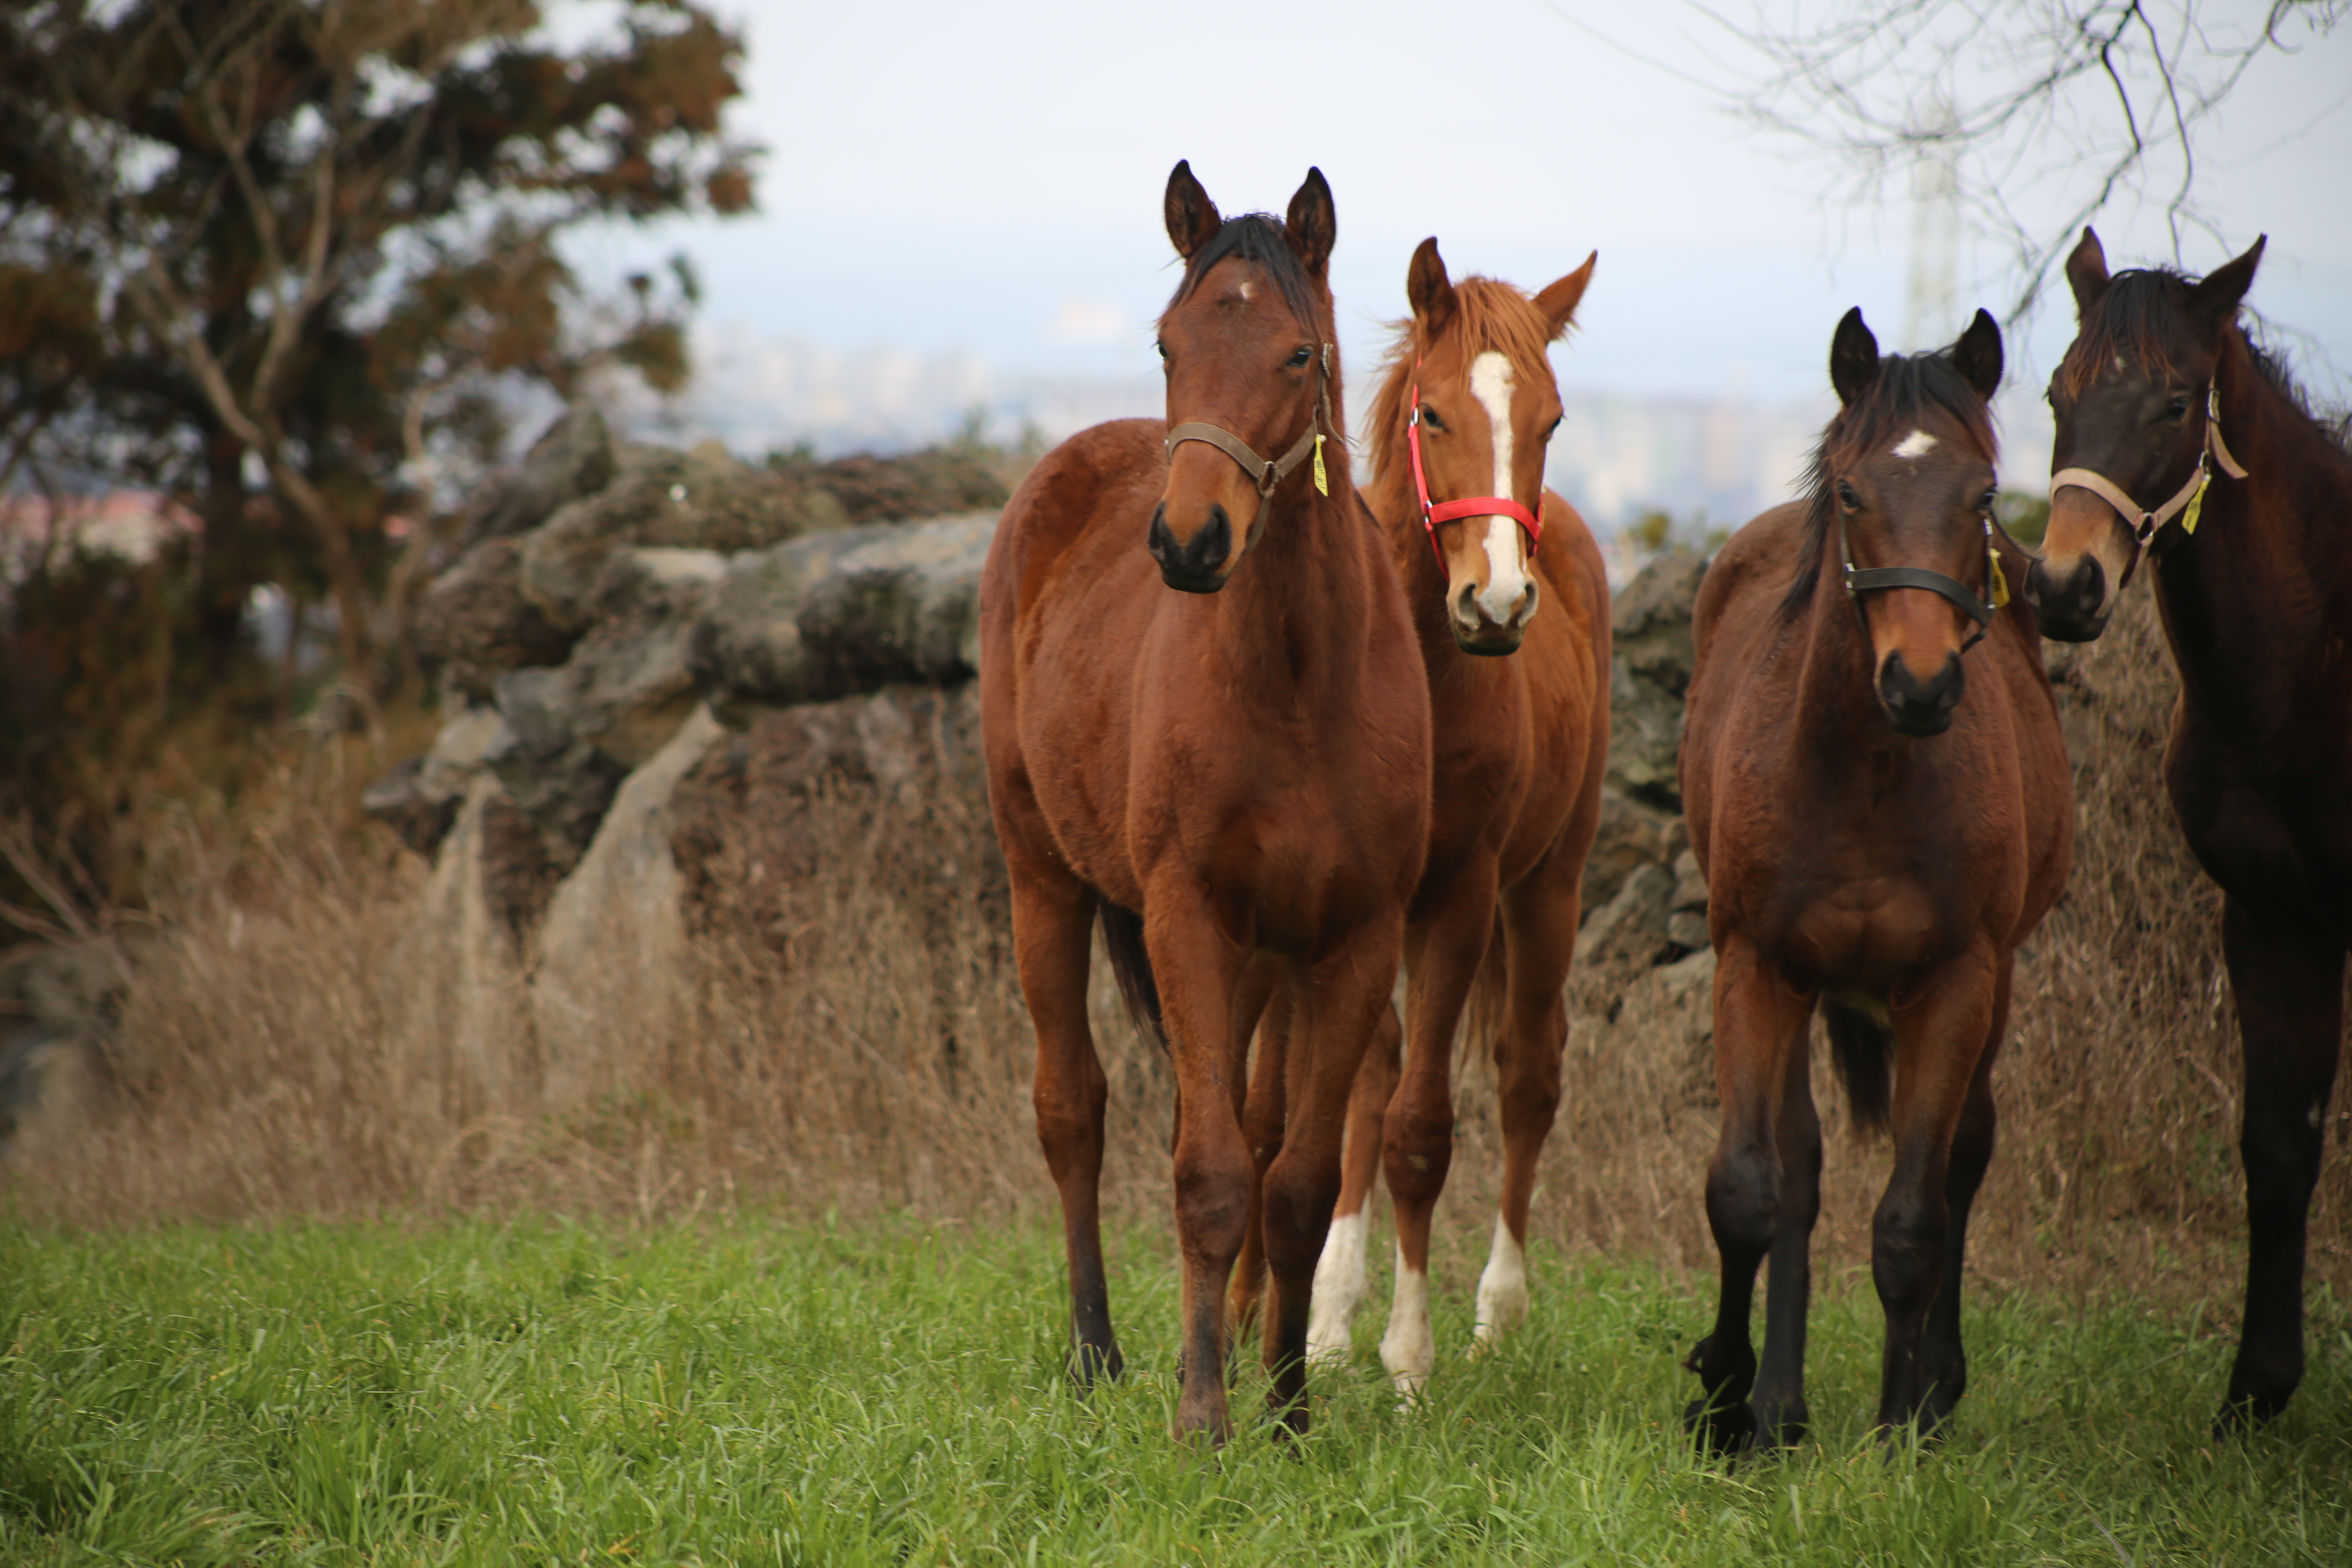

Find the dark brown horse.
xmin=978 ymin=163 xmax=1430 ymax=1443
xmin=1679 ymin=308 xmax=2072 ymax=1452
xmin=2026 ymin=229 xmax=2352 ymax=1430
xmin=1283 ymin=240 xmax=1612 ymax=1392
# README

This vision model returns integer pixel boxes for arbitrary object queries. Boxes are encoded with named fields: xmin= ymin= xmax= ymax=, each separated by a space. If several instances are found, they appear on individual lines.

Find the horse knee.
xmin=1173 ymin=1149 xmax=1254 ymax=1260
xmin=1704 ymin=1146 xmax=1780 ymax=1261
xmin=1871 ymin=1198 xmax=1944 ymax=1312
xmin=1260 ymin=1165 xmax=1343 ymax=1274
xmin=1382 ymin=1099 xmax=1454 ymax=1209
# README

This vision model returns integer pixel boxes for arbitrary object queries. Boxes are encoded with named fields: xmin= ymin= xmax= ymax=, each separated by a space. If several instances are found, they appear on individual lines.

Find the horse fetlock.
xmin=1472 ymin=1215 xmax=1530 ymax=1345
xmin=1381 ymin=1261 xmax=1436 ymax=1394
xmin=1306 ymin=1210 xmax=1370 ymax=1364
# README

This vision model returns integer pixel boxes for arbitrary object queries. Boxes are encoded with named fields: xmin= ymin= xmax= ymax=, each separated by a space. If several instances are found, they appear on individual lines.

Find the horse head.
xmin=1149 ymin=161 xmax=1340 ymax=594
xmin=1382 ymin=239 xmax=1593 ymax=653
xmin=1818 ymin=307 xmax=2006 ymax=737
xmin=2026 ymin=229 xmax=2266 ymax=641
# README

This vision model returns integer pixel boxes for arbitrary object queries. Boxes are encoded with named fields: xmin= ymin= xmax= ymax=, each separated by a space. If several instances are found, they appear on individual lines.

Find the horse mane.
xmin=2062 ymin=267 xmax=2352 ymax=452
xmin=1163 ymin=214 xmax=1321 ymax=327
xmin=1779 ymin=350 xmax=2000 ymax=620
xmin=1364 ymin=278 xmax=1561 ymax=486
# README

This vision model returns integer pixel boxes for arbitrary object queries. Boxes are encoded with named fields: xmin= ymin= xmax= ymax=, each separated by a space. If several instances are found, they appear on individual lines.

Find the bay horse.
xmin=1269 ymin=240 xmax=1611 ymax=1393
xmin=978 ymin=162 xmax=1431 ymax=1444
xmin=2026 ymin=229 xmax=2352 ymax=1430
xmin=1679 ymin=307 xmax=2072 ymax=1453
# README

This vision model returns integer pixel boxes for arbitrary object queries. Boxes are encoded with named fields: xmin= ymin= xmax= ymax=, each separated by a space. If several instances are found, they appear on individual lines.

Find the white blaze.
xmin=1473 ymin=1213 xmax=1529 ymax=1345
xmin=1893 ymin=429 xmax=1938 ymax=460
xmin=1308 ymin=1209 xmax=1370 ymax=1365
xmin=1381 ymin=1240 xmax=1436 ymax=1397
xmin=1467 ymin=351 xmax=1532 ymax=628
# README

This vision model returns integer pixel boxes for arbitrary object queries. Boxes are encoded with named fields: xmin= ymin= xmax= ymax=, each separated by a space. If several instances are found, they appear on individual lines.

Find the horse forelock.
xmin=1365 ymin=278 xmax=1557 ymax=486
xmin=1779 ymin=351 xmax=2000 ymax=621
xmin=1163 ymin=214 xmax=1324 ymax=331
xmin=2059 ymin=267 xmax=2202 ymax=399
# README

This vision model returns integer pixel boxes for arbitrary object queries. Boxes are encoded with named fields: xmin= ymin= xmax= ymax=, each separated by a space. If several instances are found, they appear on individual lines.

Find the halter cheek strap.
xmin=2047 ymin=383 xmax=2249 ymax=569
xmin=1163 ymin=345 xmax=1335 ymax=548
xmin=1405 ymin=358 xmax=1544 ymax=559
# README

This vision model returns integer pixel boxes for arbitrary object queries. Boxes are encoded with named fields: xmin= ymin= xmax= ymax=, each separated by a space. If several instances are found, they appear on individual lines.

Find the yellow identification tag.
xmin=2182 ymin=470 xmax=2212 ymax=535
xmin=1987 ymin=548 xmax=2010 ymax=610
xmin=1312 ymin=433 xmax=1328 ymax=495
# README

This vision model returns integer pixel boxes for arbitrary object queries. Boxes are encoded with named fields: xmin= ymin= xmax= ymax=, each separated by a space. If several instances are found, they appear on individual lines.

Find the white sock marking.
xmin=1380 ymin=1241 xmax=1436 ymax=1397
xmin=1892 ymin=428 xmax=1938 ymax=459
xmin=1467 ymin=351 xmax=1532 ymax=628
xmin=1473 ymin=1214 xmax=1529 ymax=1346
xmin=1308 ymin=1208 xmax=1370 ymax=1365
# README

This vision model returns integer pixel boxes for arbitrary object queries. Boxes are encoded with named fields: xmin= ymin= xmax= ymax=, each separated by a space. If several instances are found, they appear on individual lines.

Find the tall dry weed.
xmin=9 ymin=592 xmax=2345 ymax=1319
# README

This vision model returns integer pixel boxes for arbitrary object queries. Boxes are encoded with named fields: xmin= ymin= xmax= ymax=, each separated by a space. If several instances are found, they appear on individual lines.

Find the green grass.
xmin=0 ymin=1212 xmax=2346 ymax=1566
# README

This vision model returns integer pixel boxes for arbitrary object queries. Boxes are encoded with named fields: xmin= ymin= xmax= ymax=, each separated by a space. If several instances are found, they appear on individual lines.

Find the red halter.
xmin=1405 ymin=356 xmax=1544 ymax=560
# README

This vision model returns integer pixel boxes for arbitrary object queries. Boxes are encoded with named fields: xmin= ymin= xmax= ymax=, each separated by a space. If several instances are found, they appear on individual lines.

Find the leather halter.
xmin=1163 ymin=344 xmax=1335 ymax=547
xmin=2047 ymin=383 xmax=2249 ymax=572
xmin=1405 ymin=356 xmax=1544 ymax=560
xmin=1838 ymin=506 xmax=2008 ymax=654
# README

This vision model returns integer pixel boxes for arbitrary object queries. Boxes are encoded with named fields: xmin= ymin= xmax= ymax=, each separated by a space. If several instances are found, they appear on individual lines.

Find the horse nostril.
xmin=1877 ymin=650 xmax=1965 ymax=735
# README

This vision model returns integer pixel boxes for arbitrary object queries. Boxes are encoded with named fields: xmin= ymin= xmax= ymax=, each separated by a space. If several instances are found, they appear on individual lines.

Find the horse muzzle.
xmin=1448 ymin=573 xmax=1536 ymax=655
xmin=1876 ymin=649 xmax=1965 ymax=737
xmin=2022 ymin=552 xmax=2111 ymax=643
xmin=1148 ymin=501 xmax=1234 ymax=593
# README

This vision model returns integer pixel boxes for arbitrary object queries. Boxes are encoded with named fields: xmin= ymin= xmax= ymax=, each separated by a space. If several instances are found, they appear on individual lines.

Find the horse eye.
xmin=1420 ymin=405 xmax=1444 ymax=432
xmin=1837 ymin=480 xmax=1861 ymax=510
xmin=1286 ymin=345 xmax=1313 ymax=368
xmin=2165 ymin=394 xmax=2191 ymax=420
xmin=1980 ymin=489 xmax=1998 ymax=513
xmin=1155 ymin=339 xmax=1168 ymax=360
xmin=1543 ymin=417 xmax=1562 ymax=441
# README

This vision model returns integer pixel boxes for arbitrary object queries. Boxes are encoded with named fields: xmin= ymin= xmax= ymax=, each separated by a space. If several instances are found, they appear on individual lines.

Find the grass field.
xmin=2 ymin=1212 xmax=2347 ymax=1566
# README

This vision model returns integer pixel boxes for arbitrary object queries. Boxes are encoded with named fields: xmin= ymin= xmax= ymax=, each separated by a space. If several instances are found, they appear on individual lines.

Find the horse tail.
xmin=1456 ymin=910 xmax=1512 ymax=1076
xmin=1096 ymin=902 xmax=1165 ymax=1051
xmin=1822 ymin=997 xmax=1893 ymax=1136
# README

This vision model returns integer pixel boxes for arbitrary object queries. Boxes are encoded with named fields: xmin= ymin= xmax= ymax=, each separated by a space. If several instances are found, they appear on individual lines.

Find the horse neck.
xmin=1203 ymin=474 xmax=1385 ymax=702
xmin=2152 ymin=331 xmax=2352 ymax=717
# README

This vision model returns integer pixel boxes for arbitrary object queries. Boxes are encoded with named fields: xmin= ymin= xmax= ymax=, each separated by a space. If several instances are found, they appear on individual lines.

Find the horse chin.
xmin=1450 ymin=620 xmax=1525 ymax=657
xmin=1157 ymin=561 xmax=1232 ymax=595
xmin=1882 ymin=704 xmax=1956 ymax=739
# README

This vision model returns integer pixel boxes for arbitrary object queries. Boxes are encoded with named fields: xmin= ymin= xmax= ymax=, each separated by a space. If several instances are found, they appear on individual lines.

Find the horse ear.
xmin=1164 ymin=160 xmax=1222 ymax=261
xmin=1951 ymin=309 xmax=2004 ymax=401
xmin=2065 ymin=228 xmax=2109 ymax=319
xmin=1285 ymin=167 xmax=1336 ymax=278
xmin=1828 ymin=307 xmax=1880 ymax=406
xmin=2188 ymin=234 xmax=2266 ymax=336
xmin=1406 ymin=238 xmax=1456 ymax=339
xmin=1535 ymin=251 xmax=1598 ymax=341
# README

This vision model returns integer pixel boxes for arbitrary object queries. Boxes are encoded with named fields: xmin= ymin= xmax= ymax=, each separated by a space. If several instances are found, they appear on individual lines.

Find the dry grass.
xmin=7 ymin=591 xmax=2346 ymax=1319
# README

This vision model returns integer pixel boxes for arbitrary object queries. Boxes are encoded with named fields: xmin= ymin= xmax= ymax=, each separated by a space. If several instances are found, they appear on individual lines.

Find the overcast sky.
xmin=579 ymin=0 xmax=2352 ymax=410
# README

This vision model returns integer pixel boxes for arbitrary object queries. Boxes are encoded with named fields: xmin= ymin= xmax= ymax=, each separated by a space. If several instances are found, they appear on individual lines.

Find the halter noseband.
xmin=1405 ymin=356 xmax=1543 ymax=560
xmin=1163 ymin=344 xmax=1335 ymax=546
xmin=1838 ymin=506 xmax=2010 ymax=654
xmin=2047 ymin=382 xmax=2248 ymax=572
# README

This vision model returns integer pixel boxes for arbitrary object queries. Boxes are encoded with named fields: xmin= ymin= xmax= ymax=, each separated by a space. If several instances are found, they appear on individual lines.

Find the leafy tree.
xmin=0 ymin=0 xmax=757 ymax=689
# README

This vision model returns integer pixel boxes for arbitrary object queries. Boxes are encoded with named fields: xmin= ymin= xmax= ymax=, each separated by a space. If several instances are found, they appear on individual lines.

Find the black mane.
xmin=1780 ymin=349 xmax=2000 ymax=620
xmin=1163 ymin=214 xmax=1321 ymax=327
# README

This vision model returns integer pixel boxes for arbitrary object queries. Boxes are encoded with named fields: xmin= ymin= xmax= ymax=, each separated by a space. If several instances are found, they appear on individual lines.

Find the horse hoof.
xmin=1683 ymin=1397 xmax=1756 ymax=1459
xmin=2213 ymin=1393 xmax=2285 ymax=1439
xmin=1071 ymin=1342 xmax=1125 ymax=1390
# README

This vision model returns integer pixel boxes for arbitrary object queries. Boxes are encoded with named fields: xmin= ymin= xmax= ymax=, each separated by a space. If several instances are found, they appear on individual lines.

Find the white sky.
xmin=579 ymin=0 xmax=2352 ymax=407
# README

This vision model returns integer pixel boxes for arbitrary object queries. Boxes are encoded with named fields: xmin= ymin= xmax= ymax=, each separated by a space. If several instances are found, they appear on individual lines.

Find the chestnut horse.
xmin=1277 ymin=240 xmax=1611 ymax=1393
xmin=2027 ymin=230 xmax=2352 ymax=1430
xmin=1679 ymin=308 xmax=2072 ymax=1452
xmin=978 ymin=163 xmax=1430 ymax=1443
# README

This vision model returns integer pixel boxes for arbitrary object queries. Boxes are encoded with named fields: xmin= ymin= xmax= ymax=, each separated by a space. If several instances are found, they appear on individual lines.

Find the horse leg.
xmin=1380 ymin=865 xmax=1501 ymax=1396
xmin=1262 ymin=924 xmax=1403 ymax=1435
xmin=1686 ymin=934 xmax=1815 ymax=1457
xmin=1915 ymin=957 xmax=2010 ymax=1435
xmin=2218 ymin=895 xmax=2345 ymax=1430
xmin=1747 ymin=1021 xmax=1821 ymax=1449
xmin=1145 ymin=886 xmax=1254 ymax=1446
xmin=1477 ymin=854 xmax=1577 ymax=1347
xmin=1309 ymin=998 xmax=1398 ymax=1365
xmin=1228 ymin=955 xmax=1287 ymax=1355
xmin=1870 ymin=945 xmax=1998 ymax=1436
xmin=1007 ymin=864 xmax=1119 ymax=1386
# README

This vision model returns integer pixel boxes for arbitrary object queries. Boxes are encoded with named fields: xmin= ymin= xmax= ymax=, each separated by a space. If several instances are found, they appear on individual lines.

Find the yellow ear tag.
xmin=2181 ymin=469 xmax=2212 ymax=535
xmin=1987 ymin=547 xmax=2010 ymax=610
xmin=1312 ymin=433 xmax=1329 ymax=496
